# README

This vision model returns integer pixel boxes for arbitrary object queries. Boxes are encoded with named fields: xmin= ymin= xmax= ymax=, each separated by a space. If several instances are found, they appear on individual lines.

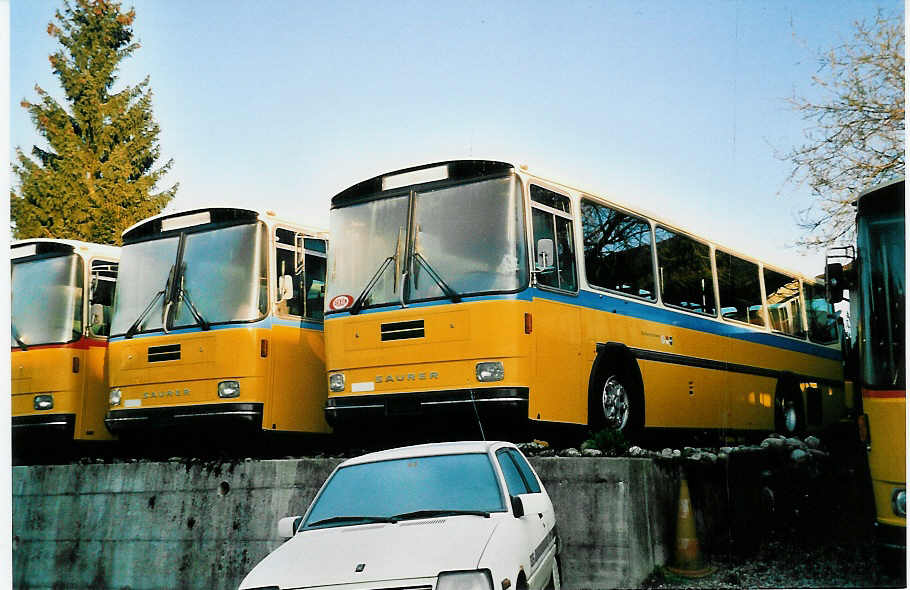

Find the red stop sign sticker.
xmin=329 ymin=294 xmax=354 ymax=311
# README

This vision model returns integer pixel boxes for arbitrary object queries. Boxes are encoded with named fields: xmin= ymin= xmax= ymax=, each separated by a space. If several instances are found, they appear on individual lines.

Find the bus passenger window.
xmin=581 ymin=199 xmax=654 ymax=300
xmin=764 ymin=269 xmax=805 ymax=338
xmin=531 ymin=185 xmax=577 ymax=292
xmin=89 ymin=260 xmax=118 ymax=337
xmin=716 ymin=250 xmax=764 ymax=326
xmin=804 ymin=282 xmax=837 ymax=344
xmin=655 ymin=227 xmax=715 ymax=315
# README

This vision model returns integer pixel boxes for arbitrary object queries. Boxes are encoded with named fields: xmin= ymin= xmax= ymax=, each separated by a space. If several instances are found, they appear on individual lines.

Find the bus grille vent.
xmin=148 ymin=343 xmax=180 ymax=362
xmin=380 ymin=319 xmax=425 ymax=341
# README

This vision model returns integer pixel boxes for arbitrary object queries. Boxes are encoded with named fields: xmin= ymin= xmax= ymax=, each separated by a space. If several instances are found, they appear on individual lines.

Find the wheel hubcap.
xmin=601 ymin=376 xmax=629 ymax=430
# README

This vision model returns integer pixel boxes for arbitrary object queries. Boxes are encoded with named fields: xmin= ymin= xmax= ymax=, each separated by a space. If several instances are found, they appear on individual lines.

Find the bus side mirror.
xmin=278 ymin=275 xmax=294 ymax=301
xmin=90 ymin=303 xmax=105 ymax=328
xmin=825 ymin=263 xmax=854 ymax=304
xmin=536 ymin=239 xmax=554 ymax=270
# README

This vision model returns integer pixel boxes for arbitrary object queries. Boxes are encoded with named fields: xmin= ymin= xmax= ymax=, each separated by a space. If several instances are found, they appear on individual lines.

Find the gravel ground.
xmin=642 ymin=533 xmax=906 ymax=588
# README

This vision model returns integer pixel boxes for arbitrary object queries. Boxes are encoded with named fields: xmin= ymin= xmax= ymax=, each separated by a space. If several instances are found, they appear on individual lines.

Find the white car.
xmin=239 ymin=441 xmax=560 ymax=590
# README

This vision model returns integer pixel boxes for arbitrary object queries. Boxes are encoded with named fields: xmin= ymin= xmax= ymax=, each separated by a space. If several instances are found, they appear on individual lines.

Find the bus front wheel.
xmin=589 ymin=368 xmax=643 ymax=438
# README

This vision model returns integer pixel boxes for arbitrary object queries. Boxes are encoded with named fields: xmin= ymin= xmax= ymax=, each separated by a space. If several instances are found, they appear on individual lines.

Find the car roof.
xmin=339 ymin=441 xmax=515 ymax=467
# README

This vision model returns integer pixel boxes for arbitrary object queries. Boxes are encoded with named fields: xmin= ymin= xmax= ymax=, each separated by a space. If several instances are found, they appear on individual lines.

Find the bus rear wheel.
xmin=775 ymin=389 xmax=805 ymax=435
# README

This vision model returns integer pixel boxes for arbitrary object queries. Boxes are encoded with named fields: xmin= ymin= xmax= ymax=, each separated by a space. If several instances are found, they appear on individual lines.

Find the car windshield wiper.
xmin=349 ymin=256 xmax=396 ymax=316
xmin=306 ymin=515 xmax=397 ymax=528
xmin=11 ymin=323 xmax=28 ymax=351
xmin=390 ymin=509 xmax=490 ymax=522
xmin=411 ymin=252 xmax=461 ymax=304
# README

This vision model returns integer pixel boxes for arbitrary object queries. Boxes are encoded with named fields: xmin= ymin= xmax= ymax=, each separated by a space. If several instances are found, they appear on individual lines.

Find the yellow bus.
xmin=829 ymin=178 xmax=905 ymax=548
xmin=11 ymin=239 xmax=120 ymax=444
xmin=323 ymin=160 xmax=845 ymax=438
xmin=104 ymin=207 xmax=330 ymax=438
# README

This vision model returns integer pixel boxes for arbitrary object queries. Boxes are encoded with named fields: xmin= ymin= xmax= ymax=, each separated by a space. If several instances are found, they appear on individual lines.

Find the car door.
xmin=495 ymin=448 xmax=555 ymax=589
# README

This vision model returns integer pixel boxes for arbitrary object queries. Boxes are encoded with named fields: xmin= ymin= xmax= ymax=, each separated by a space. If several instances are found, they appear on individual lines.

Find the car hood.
xmin=239 ymin=515 xmax=502 ymax=589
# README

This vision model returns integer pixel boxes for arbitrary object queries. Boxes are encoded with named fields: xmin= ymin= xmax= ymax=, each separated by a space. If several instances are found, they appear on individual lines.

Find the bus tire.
xmin=775 ymin=384 xmax=805 ymax=435
xmin=588 ymin=356 xmax=644 ymax=438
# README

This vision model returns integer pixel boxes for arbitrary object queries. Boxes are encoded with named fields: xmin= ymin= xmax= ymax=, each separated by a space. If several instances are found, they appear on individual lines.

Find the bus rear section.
xmin=104 ymin=208 xmax=330 ymax=441
xmin=324 ymin=160 xmax=846 ymax=439
xmin=11 ymin=240 xmax=120 ymax=449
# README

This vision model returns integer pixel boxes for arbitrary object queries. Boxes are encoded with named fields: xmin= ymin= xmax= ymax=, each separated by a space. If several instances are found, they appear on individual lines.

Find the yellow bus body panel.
xmin=108 ymin=324 xmax=329 ymax=433
xmin=866 ymin=395 xmax=907 ymax=529
xmin=11 ymin=343 xmax=113 ymax=440
xmin=328 ymin=294 xmax=844 ymax=431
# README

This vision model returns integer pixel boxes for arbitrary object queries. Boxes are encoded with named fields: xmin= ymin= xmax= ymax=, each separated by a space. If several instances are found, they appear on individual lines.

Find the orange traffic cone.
xmin=665 ymin=476 xmax=716 ymax=578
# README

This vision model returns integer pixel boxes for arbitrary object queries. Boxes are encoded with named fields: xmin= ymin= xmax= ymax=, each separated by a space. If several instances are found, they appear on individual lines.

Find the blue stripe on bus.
xmin=327 ymin=287 xmax=840 ymax=361
xmin=109 ymin=316 xmax=323 ymax=342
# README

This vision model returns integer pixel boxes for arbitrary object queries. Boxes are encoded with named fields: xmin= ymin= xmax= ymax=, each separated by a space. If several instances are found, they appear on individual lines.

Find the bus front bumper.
xmin=12 ymin=413 xmax=76 ymax=437
xmin=324 ymin=387 xmax=529 ymax=426
xmin=104 ymin=402 xmax=264 ymax=433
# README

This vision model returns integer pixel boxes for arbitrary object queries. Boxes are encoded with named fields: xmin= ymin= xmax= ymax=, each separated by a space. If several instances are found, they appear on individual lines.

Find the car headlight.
xmin=218 ymin=380 xmax=240 ymax=398
xmin=329 ymin=373 xmax=345 ymax=392
xmin=109 ymin=388 xmax=122 ymax=407
xmin=475 ymin=361 xmax=504 ymax=382
xmin=33 ymin=395 xmax=53 ymax=410
xmin=436 ymin=570 xmax=493 ymax=590
xmin=892 ymin=488 xmax=906 ymax=518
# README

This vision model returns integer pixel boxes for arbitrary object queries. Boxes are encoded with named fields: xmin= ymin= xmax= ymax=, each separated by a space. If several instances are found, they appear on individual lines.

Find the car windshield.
xmin=11 ymin=253 xmax=84 ymax=346
xmin=327 ymin=174 xmax=527 ymax=311
xmin=110 ymin=222 xmax=268 ymax=336
xmin=302 ymin=453 xmax=505 ymax=530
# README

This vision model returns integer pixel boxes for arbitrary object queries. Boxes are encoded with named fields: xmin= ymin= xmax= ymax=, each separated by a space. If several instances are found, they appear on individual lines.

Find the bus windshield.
xmin=328 ymin=174 xmax=527 ymax=310
xmin=11 ymin=253 xmax=84 ymax=347
xmin=111 ymin=222 xmax=268 ymax=336
xmin=858 ymin=212 xmax=905 ymax=388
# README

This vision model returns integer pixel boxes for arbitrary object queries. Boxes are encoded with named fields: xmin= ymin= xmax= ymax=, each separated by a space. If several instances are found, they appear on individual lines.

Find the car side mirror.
xmin=510 ymin=495 xmax=525 ymax=518
xmin=825 ymin=262 xmax=855 ymax=304
xmin=278 ymin=275 xmax=294 ymax=301
xmin=277 ymin=515 xmax=303 ymax=538
xmin=90 ymin=303 xmax=105 ymax=328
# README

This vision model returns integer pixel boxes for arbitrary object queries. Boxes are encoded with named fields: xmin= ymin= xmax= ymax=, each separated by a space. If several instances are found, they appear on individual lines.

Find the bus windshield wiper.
xmin=411 ymin=252 xmax=462 ymax=303
xmin=390 ymin=509 xmax=490 ymax=521
xmin=306 ymin=515 xmax=396 ymax=528
xmin=125 ymin=290 xmax=166 ymax=339
xmin=11 ymin=323 xmax=28 ymax=351
xmin=168 ymin=263 xmax=210 ymax=331
xmin=349 ymin=256 xmax=396 ymax=316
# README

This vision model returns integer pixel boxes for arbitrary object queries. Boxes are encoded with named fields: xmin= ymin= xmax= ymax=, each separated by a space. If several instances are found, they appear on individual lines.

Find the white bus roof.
xmin=11 ymin=238 xmax=120 ymax=260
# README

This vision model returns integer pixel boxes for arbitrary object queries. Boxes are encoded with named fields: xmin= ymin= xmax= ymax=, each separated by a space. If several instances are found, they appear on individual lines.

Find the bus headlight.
xmin=475 ymin=362 xmax=504 ymax=382
xmin=329 ymin=373 xmax=345 ymax=392
xmin=218 ymin=380 xmax=240 ymax=398
xmin=892 ymin=488 xmax=906 ymax=518
xmin=33 ymin=395 xmax=53 ymax=410
xmin=436 ymin=570 xmax=493 ymax=590
xmin=109 ymin=388 xmax=122 ymax=407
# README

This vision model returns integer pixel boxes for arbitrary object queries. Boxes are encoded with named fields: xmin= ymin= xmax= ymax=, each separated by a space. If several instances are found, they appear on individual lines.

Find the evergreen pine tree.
xmin=11 ymin=0 xmax=177 ymax=245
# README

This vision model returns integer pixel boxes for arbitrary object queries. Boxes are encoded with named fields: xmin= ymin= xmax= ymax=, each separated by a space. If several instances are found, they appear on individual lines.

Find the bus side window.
xmin=303 ymin=238 xmax=327 ymax=321
xmin=531 ymin=185 xmax=577 ymax=292
xmin=89 ymin=260 xmax=118 ymax=337
xmin=581 ymin=199 xmax=655 ymax=300
xmin=655 ymin=227 xmax=715 ymax=315
xmin=716 ymin=250 xmax=765 ymax=326
xmin=764 ymin=269 xmax=805 ymax=338
xmin=276 ymin=228 xmax=303 ymax=316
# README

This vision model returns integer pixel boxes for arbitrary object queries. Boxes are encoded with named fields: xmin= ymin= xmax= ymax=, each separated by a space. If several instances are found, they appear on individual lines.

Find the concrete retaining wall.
xmin=13 ymin=458 xmax=678 ymax=590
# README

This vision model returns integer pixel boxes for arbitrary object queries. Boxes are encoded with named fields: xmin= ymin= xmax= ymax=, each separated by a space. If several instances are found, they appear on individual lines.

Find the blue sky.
xmin=8 ymin=0 xmax=903 ymax=275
